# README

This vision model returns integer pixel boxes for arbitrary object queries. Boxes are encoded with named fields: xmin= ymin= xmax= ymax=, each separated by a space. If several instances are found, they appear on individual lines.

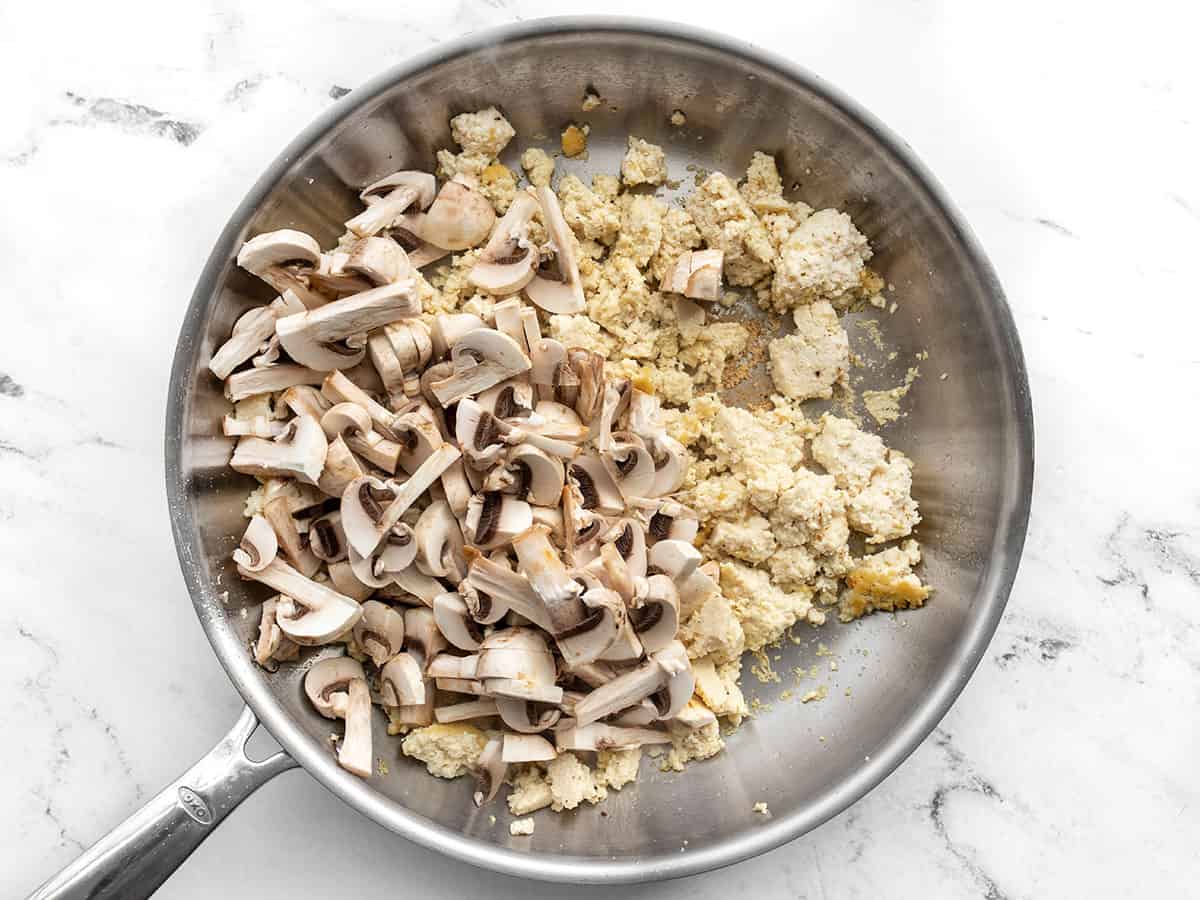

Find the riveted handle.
xmin=27 ymin=705 xmax=296 ymax=900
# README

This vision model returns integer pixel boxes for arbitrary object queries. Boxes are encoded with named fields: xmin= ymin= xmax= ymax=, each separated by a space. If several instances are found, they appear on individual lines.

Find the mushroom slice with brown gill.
xmin=640 ymin=498 xmax=700 ymax=545
xmin=275 ymin=280 xmax=420 ymax=371
xmin=391 ymin=406 xmax=445 ymax=475
xmin=602 ymin=434 xmax=656 ymax=502
xmin=308 ymin=252 xmax=373 ymax=297
xmin=416 ymin=179 xmax=495 ymax=251
xmin=485 ymin=444 xmax=564 ymax=506
xmin=594 ymin=380 xmax=632 ymax=453
xmin=239 ymin=558 xmax=362 ymax=644
xmin=305 ymin=656 xmax=367 ymax=717
xmin=366 ymin=331 xmax=406 ymax=398
xmin=353 ymin=600 xmax=407 ymax=666
xmin=495 ymin=697 xmax=562 ymax=734
xmin=379 ymin=652 xmax=427 ymax=707
xmin=567 ymin=573 xmax=632 ymax=664
xmin=568 ymin=349 xmax=605 ymax=423
xmin=346 ymin=171 xmax=437 ymax=238
xmin=321 ymin=402 xmax=401 ymax=474
xmin=465 ymin=492 xmax=533 ymax=551
xmin=236 ymin=229 xmax=326 ymax=310
xmin=348 ymin=523 xmax=416 ymax=589
xmin=475 ymin=628 xmax=562 ymax=703
xmin=414 ymin=500 xmax=466 ymax=581
xmin=624 ymin=389 xmax=687 ymax=496
xmin=661 ymin=248 xmax=724 ymax=302
xmin=606 ymin=517 xmax=648 ymax=578
xmin=341 ymin=445 xmax=463 ymax=556
xmin=225 ymin=364 xmax=324 ymax=403
xmin=320 ymin=370 xmax=399 ymax=440
xmin=478 ymin=379 xmax=535 ymax=420
xmin=435 ymin=698 xmax=499 ymax=724
xmin=571 ymin=640 xmax=695 ymax=726
xmin=432 ymin=592 xmax=483 ymax=651
xmin=529 ymin=338 xmax=577 ymax=406
xmin=525 ymin=186 xmax=585 ymax=314
xmin=231 ymin=414 xmax=327 ymax=486
xmin=429 ymin=312 xmax=486 ymax=359
xmin=233 ymin=514 xmax=277 ymax=572
xmin=254 ymin=596 xmax=299 ymax=670
xmin=555 ymin=723 xmax=671 ymax=752
xmin=629 ymin=573 xmax=680 ymax=654
xmin=209 ymin=305 xmax=278 ymax=380
xmin=387 ymin=213 xmax=449 ymax=269
xmin=462 ymin=548 xmax=553 ymax=630
xmin=469 ymin=192 xmax=540 ymax=295
xmin=326 ymin=560 xmax=375 ymax=602
xmin=403 ymin=607 xmax=449 ymax=669
xmin=454 ymin=399 xmax=508 ymax=470
xmin=501 ymin=733 xmax=557 ymax=763
xmin=429 ymin=329 xmax=532 ymax=406
xmin=317 ymin=436 xmax=364 ymax=499
xmin=568 ymin=454 xmax=625 ymax=516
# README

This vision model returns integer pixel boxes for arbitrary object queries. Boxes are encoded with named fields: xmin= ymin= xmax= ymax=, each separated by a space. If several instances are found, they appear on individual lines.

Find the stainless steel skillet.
xmin=30 ymin=16 xmax=1033 ymax=898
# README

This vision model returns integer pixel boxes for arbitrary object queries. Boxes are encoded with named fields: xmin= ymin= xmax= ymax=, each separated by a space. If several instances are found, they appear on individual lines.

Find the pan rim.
xmin=165 ymin=14 xmax=1034 ymax=884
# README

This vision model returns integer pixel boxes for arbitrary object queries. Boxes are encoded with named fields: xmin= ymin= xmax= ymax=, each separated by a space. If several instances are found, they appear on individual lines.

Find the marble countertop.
xmin=4 ymin=0 xmax=1197 ymax=897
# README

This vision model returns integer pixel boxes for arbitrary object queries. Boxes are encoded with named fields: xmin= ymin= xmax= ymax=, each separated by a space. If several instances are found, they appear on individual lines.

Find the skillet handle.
xmin=27 ymin=705 xmax=297 ymax=900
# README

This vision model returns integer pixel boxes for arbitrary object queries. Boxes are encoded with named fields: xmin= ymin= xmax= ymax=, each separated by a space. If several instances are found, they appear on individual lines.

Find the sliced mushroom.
xmin=624 ymin=389 xmax=687 ymax=496
xmin=308 ymin=251 xmax=373 ymax=297
xmin=641 ymin=499 xmax=700 ymax=545
xmin=429 ymin=329 xmax=532 ymax=406
xmin=602 ymin=436 xmax=656 ymax=501
xmin=606 ymin=517 xmax=648 ymax=578
xmin=555 ymin=722 xmax=671 ymax=752
xmin=555 ymin=576 xmax=625 ymax=668
xmin=346 ymin=171 xmax=436 ymax=238
xmin=233 ymin=514 xmax=278 ymax=572
xmin=417 ymin=180 xmax=495 ymax=251
xmin=475 ymin=628 xmax=561 ymax=702
xmin=491 ymin=298 xmax=529 ymax=353
xmin=529 ymin=338 xmax=577 ymax=405
xmin=383 ymin=320 xmax=433 ymax=397
xmin=414 ymin=500 xmax=466 ymax=580
xmin=662 ymin=248 xmax=724 ymax=302
xmin=387 ymin=214 xmax=450 ymax=269
xmin=353 ymin=600 xmax=407 ymax=666
xmin=471 ymin=736 xmax=507 ymax=806
xmin=276 ymin=281 xmax=419 ymax=371
xmin=317 ymin=435 xmax=365 ymax=498
xmin=231 ymin=414 xmax=329 ymax=486
xmin=672 ymin=698 xmax=719 ymax=731
xmin=345 ymin=236 xmax=411 ymax=286
xmin=321 ymin=402 xmax=401 ymax=474
xmin=568 ymin=349 xmax=605 ymax=423
xmin=326 ymin=559 xmax=376 ymax=601
xmin=239 ymin=558 xmax=362 ymax=644
xmin=647 ymin=539 xmax=702 ymax=581
xmin=496 ymin=697 xmax=562 ymax=733
xmin=254 ymin=595 xmax=299 ymax=670
xmin=430 ymin=313 xmax=486 ymax=359
xmin=455 ymin=399 xmax=508 ymax=469
xmin=223 ymin=414 xmax=287 ymax=439
xmin=435 ymin=698 xmax=499 ymax=724
xmin=280 ymin=384 xmax=332 ymax=421
xmin=210 ymin=306 xmax=278 ymax=380
xmin=629 ymin=573 xmax=680 ymax=654
xmin=427 ymin=653 xmax=479 ymax=680
xmin=305 ymin=656 xmax=368 ymax=718
xmin=384 ymin=566 xmax=447 ymax=607
xmin=262 ymin=495 xmax=320 ymax=577
xmin=485 ymin=444 xmax=564 ymax=506
xmin=572 ymin=640 xmax=694 ymax=726
xmin=510 ymin=524 xmax=583 ymax=629
xmin=568 ymin=454 xmax=625 ymax=515
xmin=595 ymin=380 xmax=632 ymax=453
xmin=525 ymin=186 xmax=585 ymax=313
xmin=390 ymin=407 xmax=444 ymax=474
xmin=308 ymin=511 xmax=347 ymax=563
xmin=403 ymin=606 xmax=449 ymax=668
xmin=462 ymin=549 xmax=553 ymax=630
xmin=439 ymin=458 xmax=473 ymax=519
xmin=501 ymin=732 xmax=558 ymax=762
xmin=225 ymin=364 xmax=325 ymax=403
xmin=469 ymin=192 xmax=540 ymax=295
xmin=236 ymin=229 xmax=326 ymax=310
xmin=366 ymin=331 xmax=406 ymax=396
xmin=464 ymin=492 xmax=532 ymax=550
xmin=478 ymin=380 xmax=535 ymax=420
xmin=321 ymin=370 xmax=398 ymax=439
xmin=334 ymin=678 xmax=370 ymax=776
xmin=379 ymin=652 xmax=427 ymax=706
xmin=432 ymin=591 xmax=483 ymax=651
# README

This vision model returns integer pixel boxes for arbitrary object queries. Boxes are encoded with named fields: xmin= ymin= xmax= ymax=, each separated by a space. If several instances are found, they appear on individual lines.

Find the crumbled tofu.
xmin=561 ymin=124 xmax=588 ymax=158
xmin=691 ymin=656 xmax=749 ymax=722
xmin=740 ymin=152 xmax=793 ymax=217
xmin=679 ymin=593 xmax=746 ymax=663
xmin=450 ymin=107 xmax=515 ymax=158
xmin=507 ymin=766 xmax=554 ymax=815
xmin=707 ymin=515 xmax=777 ymax=563
xmin=839 ymin=540 xmax=930 ymax=621
xmin=770 ymin=209 xmax=871 ymax=312
xmin=810 ymin=414 xmax=887 ymax=495
xmin=846 ymin=452 xmax=920 ymax=543
xmin=557 ymin=174 xmax=621 ymax=244
xmin=548 ymin=313 xmax=616 ymax=356
xmin=520 ymin=147 xmax=555 ymax=187
xmin=621 ymin=136 xmax=669 ymax=186
xmin=670 ymin=109 xmax=687 ymax=126
xmin=595 ymin=748 xmax=642 ymax=790
xmin=682 ymin=473 xmax=750 ymax=518
xmin=509 ymin=817 xmax=535 ymax=836
xmin=662 ymin=720 xmax=725 ymax=772
xmin=613 ymin=194 xmax=666 ymax=267
xmin=478 ymin=161 xmax=518 ymax=213
xmin=677 ymin=322 xmax=751 ymax=387
xmin=545 ymin=752 xmax=607 ymax=810
xmin=753 ymin=801 xmax=770 ymax=815
xmin=427 ymin=249 xmax=484 ymax=312
xmin=720 ymin=561 xmax=814 ymax=651
xmin=649 ymin=207 xmax=702 ymax=284
xmin=401 ymin=723 xmax=487 ymax=778
xmin=770 ymin=468 xmax=851 ymax=559
xmin=686 ymin=172 xmax=776 ymax=286
xmin=768 ymin=300 xmax=849 ymax=400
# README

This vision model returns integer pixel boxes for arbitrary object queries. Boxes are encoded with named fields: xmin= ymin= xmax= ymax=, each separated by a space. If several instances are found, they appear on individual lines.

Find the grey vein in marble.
xmin=61 ymin=92 xmax=202 ymax=145
xmin=0 ymin=374 xmax=25 ymax=398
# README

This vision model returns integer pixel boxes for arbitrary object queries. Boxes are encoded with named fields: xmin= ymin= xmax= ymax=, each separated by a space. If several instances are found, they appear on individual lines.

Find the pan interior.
xmin=167 ymin=21 xmax=1030 ymax=881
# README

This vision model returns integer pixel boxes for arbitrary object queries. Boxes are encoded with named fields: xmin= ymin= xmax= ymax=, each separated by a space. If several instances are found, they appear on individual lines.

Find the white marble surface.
xmin=3 ymin=0 xmax=1198 ymax=897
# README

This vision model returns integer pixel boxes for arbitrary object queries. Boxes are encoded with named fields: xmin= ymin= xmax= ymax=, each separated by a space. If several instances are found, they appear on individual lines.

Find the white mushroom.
xmin=239 ymin=558 xmax=362 ymax=644
xmin=417 ymin=180 xmax=495 ymax=251
xmin=210 ymin=306 xmax=278 ymax=380
xmin=501 ymin=733 xmax=557 ymax=762
xmin=326 ymin=559 xmax=376 ymax=601
xmin=317 ymin=435 xmax=364 ymax=498
xmin=391 ymin=407 xmax=445 ymax=474
xmin=429 ymin=329 xmax=532 ymax=406
xmin=383 ymin=566 xmax=447 ymax=607
xmin=379 ymin=652 xmax=427 ymax=706
xmin=510 ymin=524 xmax=583 ymax=629
xmin=321 ymin=402 xmax=402 ymax=474
xmin=232 ymin=514 xmax=277 ymax=572
xmin=471 ymin=737 xmax=507 ymax=806
xmin=261 ymin=495 xmax=320 ymax=577
xmin=464 ymin=492 xmax=532 ymax=550
xmin=477 ymin=379 xmax=534 ymax=420
xmin=571 ymin=640 xmax=694 ymax=726
xmin=462 ymin=548 xmax=553 ymax=630
xmin=475 ymin=628 xmax=562 ymax=703
xmin=568 ymin=454 xmax=624 ymax=515
xmin=491 ymin=298 xmax=529 ymax=352
xmin=485 ymin=444 xmax=564 ymax=506
xmin=254 ymin=595 xmax=299 ymax=670
xmin=353 ymin=600 xmax=407 ymax=666
xmin=469 ymin=192 xmax=540 ymax=295
xmin=525 ymin=186 xmax=585 ymax=313
xmin=308 ymin=252 xmax=373 ymax=297
xmin=236 ymin=229 xmax=326 ymax=310
xmin=321 ymin=370 xmax=398 ymax=439
xmin=554 ymin=723 xmax=671 ymax=752
xmin=275 ymin=280 xmax=419 ymax=371
xmin=386 ymin=213 xmax=449 ymax=269
xmin=602 ymin=435 xmax=656 ymax=501
xmin=305 ymin=656 xmax=368 ymax=717
xmin=625 ymin=389 xmax=687 ymax=496
xmin=661 ymin=248 xmax=724 ymax=302
xmin=642 ymin=499 xmax=700 ymax=544
xmin=404 ymin=606 xmax=449 ymax=668
xmin=225 ymin=364 xmax=324 ymax=402
xmin=429 ymin=313 xmax=486 ymax=359
xmin=414 ymin=500 xmax=466 ymax=580
xmin=383 ymin=320 xmax=433 ymax=397
xmin=568 ymin=349 xmax=606 ymax=423
xmin=432 ymin=592 xmax=483 ymax=651
xmin=345 ymin=236 xmax=412 ymax=286
xmin=222 ymin=414 xmax=286 ymax=439
xmin=346 ymin=171 xmax=436 ymax=238
xmin=529 ymin=338 xmax=576 ymax=405
xmin=629 ymin=573 xmax=680 ymax=654
xmin=435 ymin=698 xmax=499 ymax=724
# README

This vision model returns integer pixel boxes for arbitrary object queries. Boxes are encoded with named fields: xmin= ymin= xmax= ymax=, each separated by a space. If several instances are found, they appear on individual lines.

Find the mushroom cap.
xmin=569 ymin=454 xmax=625 ymax=515
xmin=496 ymin=697 xmax=562 ymax=734
xmin=478 ymin=380 xmax=535 ymax=420
xmin=504 ymin=444 xmax=565 ymax=506
xmin=430 ymin=313 xmax=486 ymax=358
xmin=451 ymin=328 xmax=531 ymax=377
xmin=603 ymin=441 xmax=656 ymax=501
xmin=403 ymin=606 xmax=449 ymax=666
xmin=308 ymin=511 xmax=348 ymax=563
xmin=275 ymin=281 xmax=419 ymax=371
xmin=378 ymin=523 xmax=418 ymax=573
xmin=524 ymin=186 xmax=585 ymax=314
xmin=340 ymin=475 xmax=395 ymax=558
xmin=630 ymin=573 xmax=680 ymax=654
xmin=464 ymin=492 xmax=533 ymax=550
xmin=304 ymin=656 xmax=367 ymax=719
xmin=432 ymin=592 xmax=483 ymax=651
xmin=427 ymin=653 xmax=479 ymax=680
xmin=233 ymin=514 xmax=278 ymax=572
xmin=414 ymin=500 xmax=466 ymax=580
xmin=469 ymin=193 xmax=540 ymax=295
xmin=647 ymin=538 xmax=702 ymax=580
xmin=475 ymin=627 xmax=556 ymax=684
xmin=648 ymin=435 xmax=688 ymax=497
xmin=240 ymin=558 xmax=362 ymax=645
xmin=237 ymin=229 xmax=321 ymax=276
xmin=353 ymin=600 xmax=407 ymax=666
xmin=360 ymin=171 xmax=437 ymax=209
xmin=419 ymin=181 xmax=496 ymax=251
xmin=230 ymin=414 xmax=328 ymax=486
xmin=321 ymin=402 xmax=373 ymax=440
xmin=325 ymin=559 xmax=376 ymax=602
xmin=380 ymin=652 xmax=428 ymax=707
xmin=344 ymin=236 xmax=412 ymax=286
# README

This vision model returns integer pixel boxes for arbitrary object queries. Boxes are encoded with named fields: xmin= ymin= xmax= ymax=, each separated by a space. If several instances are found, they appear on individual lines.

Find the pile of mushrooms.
xmin=214 ymin=168 xmax=720 ymax=801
